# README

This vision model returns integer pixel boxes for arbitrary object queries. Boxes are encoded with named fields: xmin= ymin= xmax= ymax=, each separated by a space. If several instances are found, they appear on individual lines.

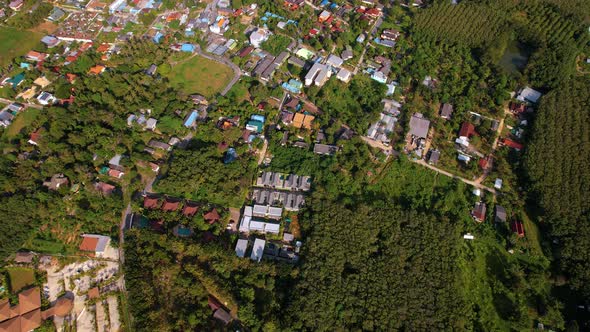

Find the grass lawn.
xmin=167 ymin=55 xmax=234 ymax=98
xmin=0 ymin=27 xmax=43 ymax=67
xmin=3 ymin=108 xmax=41 ymax=139
xmin=7 ymin=267 xmax=35 ymax=292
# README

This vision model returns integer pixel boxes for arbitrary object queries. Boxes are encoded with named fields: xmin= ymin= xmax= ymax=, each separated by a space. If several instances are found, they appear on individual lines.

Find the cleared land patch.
xmin=0 ymin=27 xmax=43 ymax=67
xmin=167 ymin=55 xmax=233 ymax=98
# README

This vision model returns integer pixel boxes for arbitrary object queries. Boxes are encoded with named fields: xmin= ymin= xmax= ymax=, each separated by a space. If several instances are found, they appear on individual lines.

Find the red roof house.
xmin=459 ymin=122 xmax=476 ymax=138
xmin=143 ymin=196 xmax=160 ymax=209
xmin=502 ymin=138 xmax=524 ymax=151
xmin=204 ymin=208 xmax=221 ymax=224
xmin=511 ymin=220 xmax=525 ymax=237
xmin=471 ymin=202 xmax=486 ymax=222
xmin=161 ymin=199 xmax=180 ymax=212
xmin=182 ymin=202 xmax=199 ymax=217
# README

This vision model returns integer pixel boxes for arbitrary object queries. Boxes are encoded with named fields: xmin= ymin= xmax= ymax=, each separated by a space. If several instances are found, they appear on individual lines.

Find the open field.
xmin=7 ymin=267 xmax=35 ymax=292
xmin=3 ymin=108 xmax=41 ymax=139
xmin=0 ymin=27 xmax=43 ymax=67
xmin=167 ymin=55 xmax=233 ymax=98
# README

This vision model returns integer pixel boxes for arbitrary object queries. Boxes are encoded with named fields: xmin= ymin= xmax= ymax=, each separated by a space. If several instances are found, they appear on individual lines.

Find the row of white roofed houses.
xmin=255 ymin=171 xmax=311 ymax=191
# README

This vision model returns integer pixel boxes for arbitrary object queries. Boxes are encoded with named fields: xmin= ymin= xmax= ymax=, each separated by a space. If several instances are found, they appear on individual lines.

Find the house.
xmin=336 ymin=68 xmax=352 ymax=82
xmin=48 ymin=7 xmax=66 ymax=21
xmin=471 ymin=202 xmax=486 ymax=222
xmin=326 ymin=54 xmax=343 ymax=68
xmin=162 ymin=199 xmax=180 ymax=212
xmin=8 ymin=0 xmax=23 ymax=10
xmin=26 ymin=51 xmax=47 ymax=62
xmin=88 ymin=65 xmax=106 ymax=75
xmin=501 ymin=138 xmax=524 ymax=151
xmin=459 ymin=122 xmax=476 ymax=138
xmin=33 ymin=77 xmax=51 ymax=89
xmin=235 ymin=239 xmax=248 ymax=258
xmin=381 ymin=29 xmax=400 ymax=41
xmin=428 ymin=149 xmax=440 ymax=165
xmin=509 ymin=102 xmax=526 ymax=114
xmin=145 ymin=118 xmax=157 ymax=131
xmin=37 ymin=92 xmax=56 ymax=105
xmin=284 ymin=0 xmax=304 ymax=10
xmin=108 ymin=154 xmax=124 ymax=171
xmin=0 ymin=288 xmax=42 ymax=332
xmin=146 ymin=64 xmax=157 ymax=76
xmin=182 ymin=202 xmax=199 ymax=217
xmin=94 ymin=182 xmax=115 ymax=195
xmin=79 ymin=234 xmax=111 ymax=257
xmin=314 ymin=144 xmax=338 ymax=156
xmin=479 ymin=155 xmax=492 ymax=170
xmin=14 ymin=251 xmax=34 ymax=263
xmin=250 ymin=28 xmax=269 ymax=48
xmin=516 ymin=87 xmax=542 ymax=103
xmin=41 ymin=36 xmax=60 ymax=48
xmin=367 ymin=113 xmax=396 ymax=144
xmin=143 ymin=196 xmax=160 ymax=209
xmin=318 ymin=10 xmax=331 ymax=22
xmin=147 ymin=139 xmax=171 ymax=151
xmin=43 ymin=174 xmax=68 ymax=190
xmin=28 ymin=130 xmax=42 ymax=145
xmin=4 ymin=72 xmax=25 ymax=89
xmin=495 ymin=205 xmax=507 ymax=223
xmin=409 ymin=113 xmax=430 ymax=138
xmin=511 ymin=220 xmax=525 ymax=237
xmin=305 ymin=62 xmax=330 ymax=87
xmin=251 ymin=238 xmax=266 ymax=262
xmin=494 ymin=178 xmax=503 ymax=190
xmin=108 ymin=169 xmax=124 ymax=178
xmin=204 ymin=208 xmax=221 ymax=224
xmin=440 ymin=103 xmax=453 ymax=119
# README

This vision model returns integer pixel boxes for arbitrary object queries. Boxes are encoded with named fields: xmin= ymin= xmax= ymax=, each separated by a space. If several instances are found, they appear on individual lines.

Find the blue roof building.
xmin=250 ymin=114 xmax=265 ymax=123
xmin=184 ymin=111 xmax=198 ymax=128
xmin=7 ymin=72 xmax=25 ymax=88
xmin=224 ymin=148 xmax=238 ymax=164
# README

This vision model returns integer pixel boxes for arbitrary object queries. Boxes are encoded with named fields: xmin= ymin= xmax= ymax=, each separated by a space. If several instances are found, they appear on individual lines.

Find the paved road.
xmin=0 ymin=97 xmax=44 ymax=110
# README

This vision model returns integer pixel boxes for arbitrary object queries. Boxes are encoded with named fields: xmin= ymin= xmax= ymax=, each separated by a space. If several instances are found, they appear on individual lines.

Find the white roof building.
xmin=250 ymin=28 xmax=269 ymax=48
xmin=336 ymin=68 xmax=352 ymax=82
xmin=235 ymin=239 xmax=248 ymax=258
xmin=326 ymin=54 xmax=343 ymax=68
xmin=250 ymin=238 xmax=266 ymax=262
xmin=516 ymin=87 xmax=542 ymax=103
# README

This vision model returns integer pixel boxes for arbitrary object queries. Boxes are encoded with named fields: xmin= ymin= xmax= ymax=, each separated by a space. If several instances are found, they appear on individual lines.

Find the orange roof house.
xmin=79 ymin=237 xmax=99 ymax=252
xmin=19 ymin=288 xmax=41 ymax=315
xmin=20 ymin=309 xmax=41 ymax=331
xmin=292 ymin=113 xmax=314 ymax=129
xmin=88 ymin=65 xmax=105 ymax=75
xmin=204 ymin=208 xmax=221 ymax=224
xmin=97 ymin=43 xmax=111 ymax=53
xmin=0 ymin=299 xmax=10 ymax=322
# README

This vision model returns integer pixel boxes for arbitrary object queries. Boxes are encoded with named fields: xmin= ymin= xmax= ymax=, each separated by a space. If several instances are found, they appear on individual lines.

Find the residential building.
xmin=304 ymin=62 xmax=330 ymax=86
xmin=36 ymin=92 xmax=55 ymax=105
xmin=9 ymin=0 xmax=23 ymax=10
xmin=326 ymin=54 xmax=343 ymax=68
xmin=408 ymin=113 xmax=430 ymax=138
xmin=26 ymin=51 xmax=47 ymax=62
xmin=440 ymin=103 xmax=453 ymax=119
xmin=251 ymin=238 xmax=265 ymax=262
xmin=337 ymin=68 xmax=352 ymax=82
xmin=43 ymin=174 xmax=68 ymax=190
xmin=367 ymin=113 xmax=396 ymax=144
xmin=428 ymin=149 xmax=440 ymax=165
xmin=235 ymin=239 xmax=248 ymax=258
xmin=495 ymin=205 xmax=507 ymax=223
xmin=511 ymin=220 xmax=525 ymax=237
xmin=79 ymin=234 xmax=111 ymax=257
xmin=516 ymin=87 xmax=542 ymax=103
xmin=472 ymin=202 xmax=486 ymax=222
xmin=313 ymin=144 xmax=338 ymax=156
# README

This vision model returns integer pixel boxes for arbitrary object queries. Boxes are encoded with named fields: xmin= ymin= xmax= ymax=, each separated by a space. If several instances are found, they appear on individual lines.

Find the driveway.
xmin=107 ymin=296 xmax=121 ymax=332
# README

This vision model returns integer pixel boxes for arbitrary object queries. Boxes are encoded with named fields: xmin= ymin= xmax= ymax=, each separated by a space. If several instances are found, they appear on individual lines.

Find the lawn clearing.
xmin=7 ymin=267 xmax=35 ymax=292
xmin=3 ymin=108 xmax=41 ymax=139
xmin=167 ymin=55 xmax=233 ymax=98
xmin=0 ymin=27 xmax=43 ymax=67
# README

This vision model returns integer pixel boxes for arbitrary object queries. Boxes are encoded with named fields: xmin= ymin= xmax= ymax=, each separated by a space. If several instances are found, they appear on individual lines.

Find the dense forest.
xmin=414 ymin=0 xmax=590 ymax=89
xmin=525 ymin=78 xmax=590 ymax=298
